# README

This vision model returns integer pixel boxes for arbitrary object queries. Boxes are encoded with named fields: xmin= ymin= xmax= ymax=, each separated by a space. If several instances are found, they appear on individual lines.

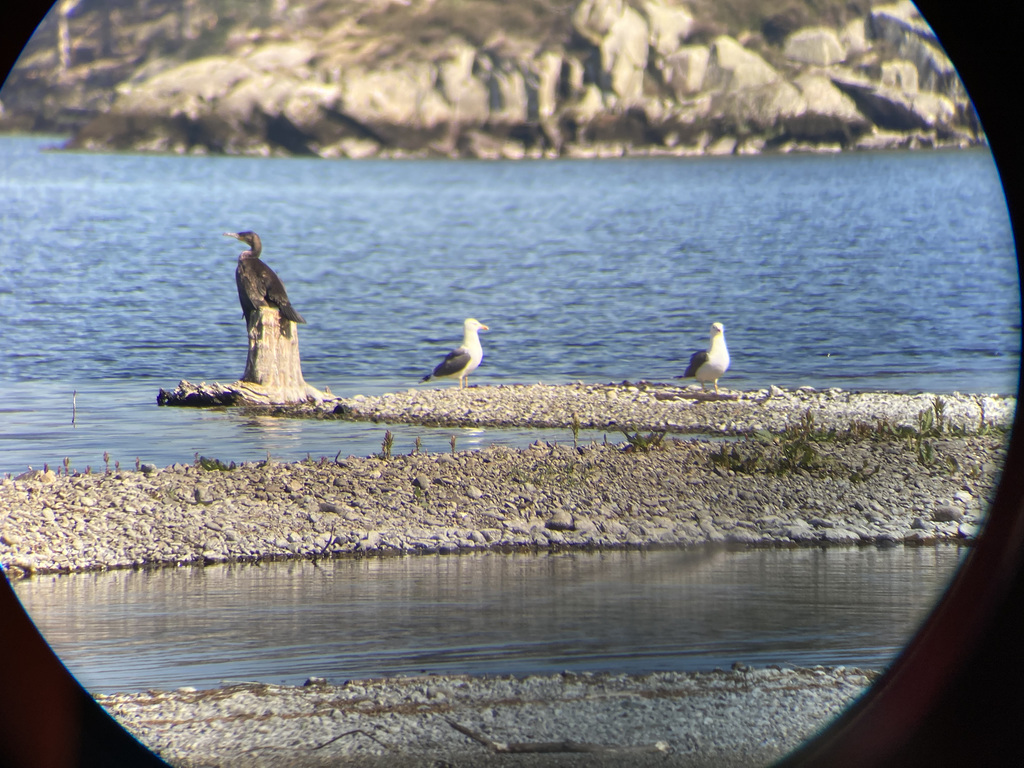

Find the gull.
xmin=421 ymin=318 xmax=489 ymax=389
xmin=682 ymin=322 xmax=730 ymax=393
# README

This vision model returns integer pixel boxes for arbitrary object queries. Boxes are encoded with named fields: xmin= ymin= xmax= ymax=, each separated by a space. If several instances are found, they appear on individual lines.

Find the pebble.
xmin=933 ymin=504 xmax=964 ymax=522
xmin=545 ymin=509 xmax=574 ymax=531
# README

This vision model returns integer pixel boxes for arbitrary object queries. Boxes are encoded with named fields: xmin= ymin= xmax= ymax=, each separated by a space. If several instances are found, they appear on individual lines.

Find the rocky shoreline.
xmin=331 ymin=381 xmax=1010 ymax=434
xmin=3 ymin=1 xmax=982 ymax=159
xmin=4 ymin=384 xmax=1013 ymax=766
xmin=2 ymin=385 xmax=1013 ymax=579
xmin=163 ymin=379 xmax=1014 ymax=434
xmin=98 ymin=666 xmax=878 ymax=767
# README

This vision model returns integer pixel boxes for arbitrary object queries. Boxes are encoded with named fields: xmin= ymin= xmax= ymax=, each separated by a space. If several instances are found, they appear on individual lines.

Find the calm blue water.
xmin=14 ymin=546 xmax=964 ymax=694
xmin=0 ymin=135 xmax=1019 ymax=474
xmin=0 ymin=139 xmax=1004 ymax=701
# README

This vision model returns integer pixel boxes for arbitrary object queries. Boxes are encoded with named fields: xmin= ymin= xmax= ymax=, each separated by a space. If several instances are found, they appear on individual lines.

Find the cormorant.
xmin=224 ymin=231 xmax=306 ymax=325
xmin=681 ymin=322 xmax=730 ymax=393
xmin=421 ymin=318 xmax=489 ymax=389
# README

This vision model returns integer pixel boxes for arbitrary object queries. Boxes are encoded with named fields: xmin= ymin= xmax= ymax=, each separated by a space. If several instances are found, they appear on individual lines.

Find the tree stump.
xmin=158 ymin=306 xmax=332 ymax=407
xmin=238 ymin=305 xmax=322 ymax=403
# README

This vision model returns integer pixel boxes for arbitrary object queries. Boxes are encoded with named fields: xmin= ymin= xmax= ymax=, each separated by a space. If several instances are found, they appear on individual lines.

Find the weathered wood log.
xmin=446 ymin=718 xmax=670 ymax=756
xmin=158 ymin=305 xmax=333 ymax=407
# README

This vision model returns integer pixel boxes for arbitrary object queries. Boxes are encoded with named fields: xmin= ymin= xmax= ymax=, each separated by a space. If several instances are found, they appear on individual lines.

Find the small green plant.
xmin=63 ymin=456 xmax=71 ymax=475
xmin=412 ymin=436 xmax=422 ymax=455
xmin=570 ymin=413 xmax=581 ymax=449
xmin=787 ymin=409 xmax=818 ymax=442
xmin=710 ymin=442 xmax=762 ymax=474
xmin=135 ymin=457 xmax=140 ymax=471
xmin=917 ymin=439 xmax=936 ymax=467
xmin=708 ymin=428 xmax=827 ymax=477
xmin=103 ymin=451 xmax=110 ymax=474
xmin=917 ymin=403 xmax=936 ymax=436
xmin=450 ymin=435 xmax=457 ymax=454
xmin=933 ymin=396 xmax=947 ymax=430
xmin=197 ymin=456 xmax=236 ymax=471
xmin=908 ymin=398 xmax=951 ymax=467
xmin=973 ymin=395 xmax=1002 ymax=435
xmin=378 ymin=430 xmax=394 ymax=460
xmin=619 ymin=428 xmax=666 ymax=452
xmin=770 ymin=410 xmax=826 ymax=473
xmin=779 ymin=438 xmax=820 ymax=473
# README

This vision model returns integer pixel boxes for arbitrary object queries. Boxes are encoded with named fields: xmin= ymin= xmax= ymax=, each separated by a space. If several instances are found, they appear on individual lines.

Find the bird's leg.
xmin=714 ymin=382 xmax=719 ymax=394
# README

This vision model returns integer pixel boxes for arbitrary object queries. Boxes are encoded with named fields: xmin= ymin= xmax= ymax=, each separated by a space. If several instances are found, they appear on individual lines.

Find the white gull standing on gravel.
xmin=682 ymin=322 xmax=730 ymax=393
xmin=421 ymin=318 xmax=489 ymax=389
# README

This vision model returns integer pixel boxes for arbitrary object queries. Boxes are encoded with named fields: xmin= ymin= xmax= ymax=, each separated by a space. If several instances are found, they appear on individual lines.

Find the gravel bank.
xmin=98 ymin=666 xmax=878 ymax=767
xmin=329 ymin=382 xmax=1013 ymax=434
xmin=2 ymin=387 xmax=1011 ymax=578
xmin=171 ymin=381 xmax=1015 ymax=435
xmin=4 ymin=385 xmax=1012 ymax=766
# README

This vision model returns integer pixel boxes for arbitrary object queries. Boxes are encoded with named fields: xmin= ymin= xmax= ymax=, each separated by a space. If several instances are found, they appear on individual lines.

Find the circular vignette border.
xmin=1 ymin=2 xmax=1022 ymax=767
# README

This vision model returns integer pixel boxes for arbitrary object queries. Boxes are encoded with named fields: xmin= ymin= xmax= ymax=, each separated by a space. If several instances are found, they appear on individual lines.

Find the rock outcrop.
xmin=1 ymin=0 xmax=982 ymax=158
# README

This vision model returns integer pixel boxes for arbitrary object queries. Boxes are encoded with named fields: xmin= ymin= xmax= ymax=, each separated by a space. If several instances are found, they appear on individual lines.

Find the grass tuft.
xmin=619 ymin=428 xmax=667 ymax=452
xmin=196 ymin=455 xmax=236 ymax=471
xmin=378 ymin=430 xmax=394 ymax=461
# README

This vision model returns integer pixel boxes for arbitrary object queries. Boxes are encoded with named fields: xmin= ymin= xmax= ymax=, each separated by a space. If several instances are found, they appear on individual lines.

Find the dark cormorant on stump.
xmin=224 ymin=231 xmax=306 ymax=325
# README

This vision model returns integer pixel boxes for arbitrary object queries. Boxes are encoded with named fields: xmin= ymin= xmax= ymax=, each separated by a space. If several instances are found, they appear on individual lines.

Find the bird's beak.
xmin=480 ymin=324 xmax=490 ymax=331
xmin=223 ymin=232 xmax=238 ymax=239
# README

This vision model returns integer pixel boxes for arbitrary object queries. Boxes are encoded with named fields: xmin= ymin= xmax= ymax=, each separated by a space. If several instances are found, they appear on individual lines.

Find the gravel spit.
xmin=2 ymin=384 xmax=1013 ymax=766
xmin=98 ymin=666 xmax=879 ymax=767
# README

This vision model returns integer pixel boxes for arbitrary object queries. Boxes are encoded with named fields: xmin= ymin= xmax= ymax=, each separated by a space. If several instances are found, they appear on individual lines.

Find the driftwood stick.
xmin=654 ymin=390 xmax=739 ymax=402
xmin=312 ymin=726 xmax=393 ymax=752
xmin=446 ymin=718 xmax=670 ymax=755
xmin=156 ymin=377 xmax=337 ymax=408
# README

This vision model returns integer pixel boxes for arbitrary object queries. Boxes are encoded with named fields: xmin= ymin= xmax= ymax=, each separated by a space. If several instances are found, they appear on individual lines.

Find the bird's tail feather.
xmin=282 ymin=306 xmax=307 ymax=324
